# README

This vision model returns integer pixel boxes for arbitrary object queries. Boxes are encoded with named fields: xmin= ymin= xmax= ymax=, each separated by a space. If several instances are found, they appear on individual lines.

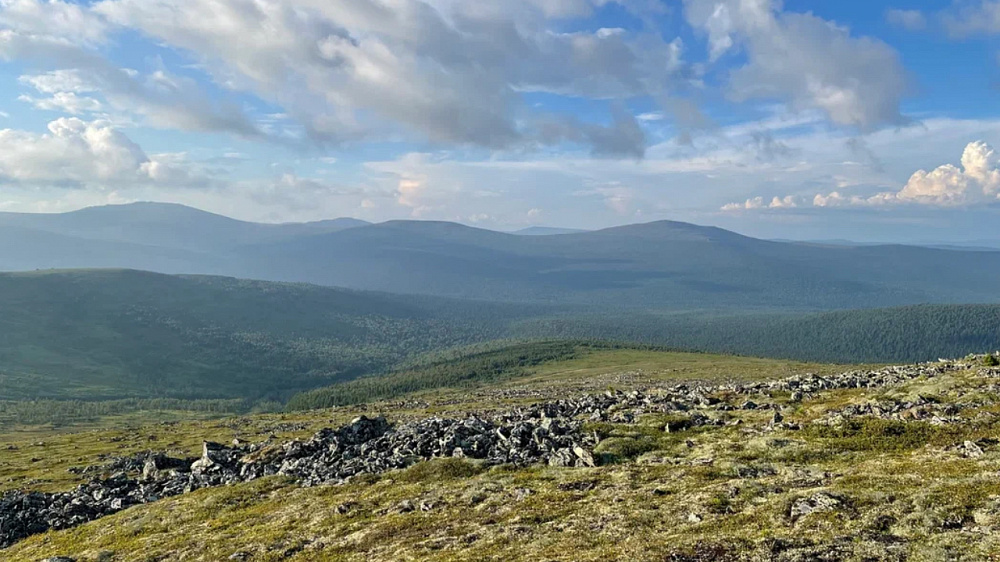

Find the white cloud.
xmin=768 ymin=194 xmax=798 ymax=208
xmin=89 ymin=0 xmax=692 ymax=155
xmin=0 ymin=0 xmax=110 ymax=46
xmin=721 ymin=194 xmax=798 ymax=211
xmin=19 ymin=68 xmax=91 ymax=94
xmin=9 ymin=61 xmax=262 ymax=137
xmin=886 ymin=8 xmax=926 ymax=31
xmin=722 ymin=196 xmax=765 ymax=211
xmin=19 ymin=91 xmax=103 ymax=114
xmin=942 ymin=0 xmax=1000 ymax=36
xmin=736 ymin=140 xmax=1000 ymax=210
xmin=684 ymin=0 xmax=910 ymax=130
xmin=576 ymin=183 xmax=636 ymax=215
xmin=895 ymin=140 xmax=1000 ymax=205
xmin=0 ymin=118 xmax=200 ymax=187
xmin=396 ymin=178 xmax=425 ymax=209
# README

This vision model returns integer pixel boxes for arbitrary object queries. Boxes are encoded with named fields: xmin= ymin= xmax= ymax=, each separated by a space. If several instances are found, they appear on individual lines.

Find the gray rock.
xmin=790 ymin=492 xmax=843 ymax=521
xmin=0 ymin=356 xmax=980 ymax=550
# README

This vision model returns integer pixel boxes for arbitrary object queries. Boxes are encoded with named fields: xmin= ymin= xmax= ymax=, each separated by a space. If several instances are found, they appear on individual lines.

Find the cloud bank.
xmin=724 ymin=140 xmax=1000 ymax=211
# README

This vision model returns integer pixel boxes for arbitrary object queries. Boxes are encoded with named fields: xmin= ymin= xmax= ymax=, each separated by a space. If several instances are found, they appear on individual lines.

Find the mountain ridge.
xmin=5 ymin=203 xmax=1000 ymax=310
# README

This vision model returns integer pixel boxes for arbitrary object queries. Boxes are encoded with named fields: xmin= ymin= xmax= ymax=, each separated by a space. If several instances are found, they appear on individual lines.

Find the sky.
xmin=0 ymin=0 xmax=999 ymax=242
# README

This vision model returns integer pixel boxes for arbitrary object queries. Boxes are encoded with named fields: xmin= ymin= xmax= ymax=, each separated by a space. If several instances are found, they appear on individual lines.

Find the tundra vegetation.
xmin=4 ymin=345 xmax=1000 ymax=561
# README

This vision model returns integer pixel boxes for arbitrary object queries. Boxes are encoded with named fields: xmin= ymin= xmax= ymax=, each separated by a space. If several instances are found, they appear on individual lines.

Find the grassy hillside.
xmin=0 ymin=348 xmax=855 ymax=490
xmin=0 ymin=270 xmax=524 ymax=401
xmin=5 ymin=350 xmax=1000 ymax=560
xmin=285 ymin=340 xmax=865 ymax=410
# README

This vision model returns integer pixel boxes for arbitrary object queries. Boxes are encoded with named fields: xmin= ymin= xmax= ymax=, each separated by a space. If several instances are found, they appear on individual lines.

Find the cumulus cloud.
xmin=0 ymin=117 xmax=201 ymax=187
xmin=396 ymin=179 xmax=425 ymax=210
xmin=684 ymin=0 xmax=910 ymax=130
xmin=721 ymin=195 xmax=798 ymax=211
xmin=733 ymin=141 xmax=1000 ymax=210
xmin=894 ymin=140 xmax=1000 ymax=205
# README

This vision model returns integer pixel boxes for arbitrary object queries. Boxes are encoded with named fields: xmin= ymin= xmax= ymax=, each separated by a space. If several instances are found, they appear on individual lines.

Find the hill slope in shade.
xmin=0 ymin=270 xmax=522 ymax=401
xmin=1 ymin=270 xmax=999 ymax=403
xmin=238 ymin=219 xmax=1000 ymax=309
xmin=4 ymin=203 xmax=1000 ymax=309
xmin=0 ymin=202 xmax=369 ymax=253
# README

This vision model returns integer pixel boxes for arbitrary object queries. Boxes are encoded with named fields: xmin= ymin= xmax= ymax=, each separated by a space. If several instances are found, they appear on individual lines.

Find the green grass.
xmin=802 ymin=418 xmax=943 ymax=452
xmin=290 ymin=343 xmax=864 ymax=411
xmin=8 ymin=350 xmax=1000 ymax=560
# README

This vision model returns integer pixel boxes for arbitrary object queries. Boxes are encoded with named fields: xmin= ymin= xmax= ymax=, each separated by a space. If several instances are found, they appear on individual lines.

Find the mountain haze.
xmin=4 ymin=203 xmax=1000 ymax=310
xmin=0 ymin=202 xmax=369 ymax=253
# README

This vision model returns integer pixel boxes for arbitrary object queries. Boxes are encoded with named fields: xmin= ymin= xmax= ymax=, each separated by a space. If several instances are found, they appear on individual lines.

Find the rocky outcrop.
xmin=0 ymin=410 xmax=598 ymax=548
xmin=0 ymin=356 xmax=983 ymax=549
xmin=815 ymin=397 xmax=965 ymax=426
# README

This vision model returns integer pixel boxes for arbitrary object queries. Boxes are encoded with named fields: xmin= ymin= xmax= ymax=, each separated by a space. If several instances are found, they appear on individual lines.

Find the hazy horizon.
xmin=5 ymin=200 xmax=1000 ymax=247
xmin=0 ymin=0 xmax=999 ymax=242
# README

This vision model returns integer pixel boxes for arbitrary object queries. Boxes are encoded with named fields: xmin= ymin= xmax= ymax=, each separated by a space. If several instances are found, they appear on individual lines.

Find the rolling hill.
xmin=0 ymin=202 xmax=368 ymax=254
xmin=0 ymin=270 xmax=526 ymax=401
xmin=237 ymin=218 xmax=1000 ymax=309
xmin=4 ymin=203 xmax=1000 ymax=310
xmin=0 ymin=269 xmax=998 ymax=405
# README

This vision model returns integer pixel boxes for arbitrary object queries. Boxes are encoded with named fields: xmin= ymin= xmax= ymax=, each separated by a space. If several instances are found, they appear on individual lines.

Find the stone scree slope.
xmin=0 ymin=359 xmax=976 ymax=549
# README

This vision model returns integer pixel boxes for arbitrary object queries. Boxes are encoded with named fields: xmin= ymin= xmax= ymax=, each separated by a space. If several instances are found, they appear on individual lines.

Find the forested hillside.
xmin=514 ymin=304 xmax=1000 ymax=363
xmin=1 ymin=270 xmax=998 ymax=408
xmin=0 ymin=270 xmax=527 ymax=401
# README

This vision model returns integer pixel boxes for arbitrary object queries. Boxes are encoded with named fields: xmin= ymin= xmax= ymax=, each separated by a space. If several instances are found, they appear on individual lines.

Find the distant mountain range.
xmin=4 ymin=202 xmax=1000 ymax=310
xmin=513 ymin=226 xmax=589 ymax=236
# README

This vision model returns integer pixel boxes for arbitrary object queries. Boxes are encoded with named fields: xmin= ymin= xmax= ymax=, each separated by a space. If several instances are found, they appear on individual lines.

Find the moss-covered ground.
xmin=8 ymin=350 xmax=1000 ymax=560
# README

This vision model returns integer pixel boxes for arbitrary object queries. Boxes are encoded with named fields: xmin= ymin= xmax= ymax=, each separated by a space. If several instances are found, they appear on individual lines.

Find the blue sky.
xmin=1 ymin=0 xmax=1000 ymax=242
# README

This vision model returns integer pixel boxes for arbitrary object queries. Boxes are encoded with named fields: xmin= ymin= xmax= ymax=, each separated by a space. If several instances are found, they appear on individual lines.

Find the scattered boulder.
xmin=0 ymin=356 xmax=981 ymax=550
xmin=789 ymin=492 xmax=845 ymax=522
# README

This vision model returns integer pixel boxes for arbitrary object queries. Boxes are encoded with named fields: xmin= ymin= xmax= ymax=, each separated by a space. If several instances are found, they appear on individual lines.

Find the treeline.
xmin=511 ymin=304 xmax=1000 ymax=364
xmin=286 ymin=341 xmax=596 ymax=410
